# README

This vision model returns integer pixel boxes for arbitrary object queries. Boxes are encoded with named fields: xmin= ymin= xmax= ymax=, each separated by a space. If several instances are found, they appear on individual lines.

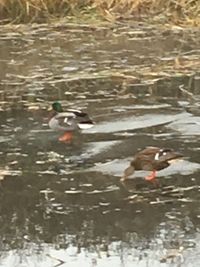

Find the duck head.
xmin=52 ymin=101 xmax=63 ymax=113
xmin=121 ymin=165 xmax=135 ymax=181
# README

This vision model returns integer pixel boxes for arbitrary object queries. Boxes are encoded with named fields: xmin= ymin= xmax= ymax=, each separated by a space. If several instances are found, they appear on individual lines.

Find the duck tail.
xmin=78 ymin=120 xmax=94 ymax=129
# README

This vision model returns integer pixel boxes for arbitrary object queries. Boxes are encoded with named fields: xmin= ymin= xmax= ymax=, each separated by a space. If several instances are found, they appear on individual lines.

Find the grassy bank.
xmin=0 ymin=0 xmax=199 ymax=25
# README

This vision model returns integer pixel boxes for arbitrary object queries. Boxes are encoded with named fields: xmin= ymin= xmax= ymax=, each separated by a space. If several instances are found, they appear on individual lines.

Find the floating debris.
xmin=160 ymin=247 xmax=184 ymax=263
xmin=65 ymin=190 xmax=82 ymax=194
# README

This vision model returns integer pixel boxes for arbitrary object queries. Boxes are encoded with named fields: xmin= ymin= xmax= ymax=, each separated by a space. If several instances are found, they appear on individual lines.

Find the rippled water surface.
xmin=0 ymin=23 xmax=200 ymax=267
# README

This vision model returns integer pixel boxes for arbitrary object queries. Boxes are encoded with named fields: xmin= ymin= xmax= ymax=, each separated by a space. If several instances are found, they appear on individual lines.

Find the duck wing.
xmin=67 ymin=109 xmax=88 ymax=118
xmin=132 ymin=156 xmax=155 ymax=171
xmin=132 ymin=147 xmax=168 ymax=171
xmin=146 ymin=148 xmax=182 ymax=171
xmin=67 ymin=109 xmax=94 ymax=129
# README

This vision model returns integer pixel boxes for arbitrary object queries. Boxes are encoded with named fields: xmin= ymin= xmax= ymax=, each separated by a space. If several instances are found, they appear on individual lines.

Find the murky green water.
xmin=0 ymin=23 xmax=200 ymax=267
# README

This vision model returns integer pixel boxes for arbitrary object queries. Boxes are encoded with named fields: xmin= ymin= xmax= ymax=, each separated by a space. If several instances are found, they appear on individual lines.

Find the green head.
xmin=52 ymin=101 xmax=63 ymax=112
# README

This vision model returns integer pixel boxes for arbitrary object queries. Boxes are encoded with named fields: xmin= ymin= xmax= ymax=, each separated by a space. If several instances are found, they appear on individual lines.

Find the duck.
xmin=48 ymin=101 xmax=94 ymax=142
xmin=121 ymin=147 xmax=183 ymax=182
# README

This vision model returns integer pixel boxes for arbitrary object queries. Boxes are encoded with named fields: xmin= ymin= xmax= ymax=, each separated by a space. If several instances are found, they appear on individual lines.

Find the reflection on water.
xmin=0 ymin=23 xmax=200 ymax=267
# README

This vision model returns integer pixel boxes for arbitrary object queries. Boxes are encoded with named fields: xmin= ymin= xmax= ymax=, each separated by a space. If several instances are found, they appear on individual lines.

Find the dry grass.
xmin=0 ymin=0 xmax=199 ymax=25
xmin=0 ymin=0 xmax=91 ymax=23
xmin=94 ymin=0 xmax=200 ymax=25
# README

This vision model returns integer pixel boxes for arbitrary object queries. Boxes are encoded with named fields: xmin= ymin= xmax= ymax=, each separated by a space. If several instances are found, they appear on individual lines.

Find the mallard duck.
xmin=121 ymin=147 xmax=183 ymax=182
xmin=49 ymin=101 xmax=94 ymax=142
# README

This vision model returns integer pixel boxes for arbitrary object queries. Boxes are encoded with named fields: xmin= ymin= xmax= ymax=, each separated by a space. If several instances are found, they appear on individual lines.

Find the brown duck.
xmin=121 ymin=147 xmax=183 ymax=181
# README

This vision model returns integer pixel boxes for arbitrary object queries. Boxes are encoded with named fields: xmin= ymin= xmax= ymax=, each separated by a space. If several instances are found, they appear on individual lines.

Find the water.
xmin=0 ymin=22 xmax=200 ymax=267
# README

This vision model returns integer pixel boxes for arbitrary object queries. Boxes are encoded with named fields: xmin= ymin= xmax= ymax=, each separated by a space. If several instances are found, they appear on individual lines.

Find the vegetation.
xmin=0 ymin=0 xmax=199 ymax=25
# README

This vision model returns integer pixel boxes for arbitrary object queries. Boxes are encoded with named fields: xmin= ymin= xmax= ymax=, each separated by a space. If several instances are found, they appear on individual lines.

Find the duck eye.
xmin=162 ymin=152 xmax=167 ymax=156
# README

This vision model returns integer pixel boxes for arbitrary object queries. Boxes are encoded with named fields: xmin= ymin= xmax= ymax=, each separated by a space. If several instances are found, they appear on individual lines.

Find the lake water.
xmin=0 ymin=22 xmax=200 ymax=267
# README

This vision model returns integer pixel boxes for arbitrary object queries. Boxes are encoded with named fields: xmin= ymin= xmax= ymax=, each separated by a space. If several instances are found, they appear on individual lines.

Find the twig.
xmin=179 ymin=84 xmax=197 ymax=100
xmin=46 ymin=254 xmax=65 ymax=267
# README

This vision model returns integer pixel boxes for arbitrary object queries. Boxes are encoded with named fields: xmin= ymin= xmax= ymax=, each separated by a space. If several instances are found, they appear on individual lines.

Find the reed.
xmin=0 ymin=0 xmax=199 ymax=25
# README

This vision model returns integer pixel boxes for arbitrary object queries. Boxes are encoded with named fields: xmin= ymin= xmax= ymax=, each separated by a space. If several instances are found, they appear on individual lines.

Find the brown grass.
xmin=0 ymin=0 xmax=199 ymax=25
xmin=94 ymin=0 xmax=200 ymax=25
xmin=0 ymin=0 xmax=91 ymax=23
